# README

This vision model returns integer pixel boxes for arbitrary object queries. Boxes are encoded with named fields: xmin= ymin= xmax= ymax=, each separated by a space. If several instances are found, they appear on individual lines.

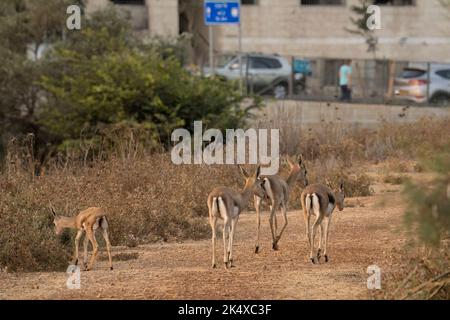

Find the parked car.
xmin=394 ymin=63 xmax=450 ymax=105
xmin=203 ymin=53 xmax=294 ymax=99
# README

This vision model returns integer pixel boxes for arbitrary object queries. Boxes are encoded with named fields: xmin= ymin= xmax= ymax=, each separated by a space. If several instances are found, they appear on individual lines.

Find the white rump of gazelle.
xmin=207 ymin=165 xmax=264 ymax=269
xmin=51 ymin=206 xmax=113 ymax=271
xmin=300 ymin=182 xmax=345 ymax=264
xmin=254 ymin=155 xmax=308 ymax=252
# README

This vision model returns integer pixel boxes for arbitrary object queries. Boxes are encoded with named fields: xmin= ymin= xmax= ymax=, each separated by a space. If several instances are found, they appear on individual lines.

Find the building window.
xmin=242 ymin=0 xmax=258 ymax=5
xmin=323 ymin=59 xmax=345 ymax=86
xmin=110 ymin=0 xmax=145 ymax=5
xmin=373 ymin=0 xmax=414 ymax=5
xmin=300 ymin=0 xmax=345 ymax=5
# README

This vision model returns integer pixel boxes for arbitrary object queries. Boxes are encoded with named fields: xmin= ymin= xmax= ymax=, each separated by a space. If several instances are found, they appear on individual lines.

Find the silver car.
xmin=203 ymin=53 xmax=293 ymax=99
xmin=394 ymin=63 xmax=450 ymax=105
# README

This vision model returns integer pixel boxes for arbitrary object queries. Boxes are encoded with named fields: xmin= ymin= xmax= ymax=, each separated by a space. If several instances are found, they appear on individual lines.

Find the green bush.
xmin=38 ymin=8 xmax=254 ymax=154
xmin=404 ymin=152 xmax=450 ymax=247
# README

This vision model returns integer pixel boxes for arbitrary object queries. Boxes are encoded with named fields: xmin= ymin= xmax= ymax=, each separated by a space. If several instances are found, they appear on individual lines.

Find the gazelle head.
xmin=335 ymin=182 xmax=345 ymax=211
xmin=287 ymin=154 xmax=309 ymax=186
xmin=239 ymin=165 xmax=264 ymax=198
xmin=50 ymin=206 xmax=64 ymax=235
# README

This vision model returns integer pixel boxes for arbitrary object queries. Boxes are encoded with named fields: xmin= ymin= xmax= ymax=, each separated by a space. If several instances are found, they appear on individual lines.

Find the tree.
xmin=0 ymin=0 xmax=74 ymax=161
xmin=1 ymin=3 xmax=257 ymax=163
xmin=346 ymin=0 xmax=379 ymax=58
xmin=38 ymin=8 xmax=254 ymax=153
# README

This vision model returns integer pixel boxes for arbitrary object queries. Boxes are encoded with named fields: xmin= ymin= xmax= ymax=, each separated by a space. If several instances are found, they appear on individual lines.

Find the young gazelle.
xmin=254 ymin=155 xmax=308 ymax=253
xmin=300 ymin=182 xmax=345 ymax=264
xmin=207 ymin=165 xmax=264 ymax=269
xmin=51 ymin=206 xmax=113 ymax=271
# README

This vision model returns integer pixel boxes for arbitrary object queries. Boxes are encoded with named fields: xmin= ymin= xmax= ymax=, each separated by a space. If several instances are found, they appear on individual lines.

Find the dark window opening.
xmin=300 ymin=0 xmax=345 ymax=5
xmin=242 ymin=0 xmax=258 ymax=5
xmin=323 ymin=59 xmax=346 ymax=86
xmin=373 ymin=0 xmax=414 ymax=5
xmin=110 ymin=0 xmax=145 ymax=5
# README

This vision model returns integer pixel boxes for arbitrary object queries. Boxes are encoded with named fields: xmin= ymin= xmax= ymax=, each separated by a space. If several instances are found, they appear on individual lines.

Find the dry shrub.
xmin=257 ymin=113 xmax=450 ymax=165
xmin=413 ymin=162 xmax=425 ymax=173
xmin=376 ymin=243 xmax=450 ymax=300
xmin=377 ymin=152 xmax=450 ymax=300
xmin=383 ymin=174 xmax=407 ymax=185
xmin=99 ymin=252 xmax=139 ymax=262
xmin=0 ymin=191 xmax=71 ymax=272
xmin=278 ymin=156 xmax=373 ymax=210
xmin=2 ymin=117 xmax=450 ymax=272
xmin=308 ymin=160 xmax=373 ymax=197
xmin=0 ymin=145 xmax=246 ymax=271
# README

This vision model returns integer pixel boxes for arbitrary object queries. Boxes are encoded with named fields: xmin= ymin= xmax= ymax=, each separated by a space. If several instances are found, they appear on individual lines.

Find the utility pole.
xmin=238 ymin=1 xmax=243 ymax=94
xmin=209 ymin=26 xmax=214 ymax=77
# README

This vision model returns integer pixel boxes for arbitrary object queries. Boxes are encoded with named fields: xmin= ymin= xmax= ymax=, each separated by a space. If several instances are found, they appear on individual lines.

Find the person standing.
xmin=339 ymin=60 xmax=352 ymax=102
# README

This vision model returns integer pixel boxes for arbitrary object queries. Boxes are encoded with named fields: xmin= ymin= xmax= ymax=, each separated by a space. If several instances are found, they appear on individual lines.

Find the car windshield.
xmin=204 ymin=54 xmax=236 ymax=68
xmin=216 ymin=54 xmax=236 ymax=68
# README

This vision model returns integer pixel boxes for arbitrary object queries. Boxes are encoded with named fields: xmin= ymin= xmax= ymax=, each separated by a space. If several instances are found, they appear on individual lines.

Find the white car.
xmin=394 ymin=63 xmax=450 ymax=105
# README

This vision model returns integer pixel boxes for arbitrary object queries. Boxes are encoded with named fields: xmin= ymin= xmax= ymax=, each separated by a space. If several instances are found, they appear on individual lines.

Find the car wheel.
xmin=431 ymin=95 xmax=450 ymax=107
xmin=274 ymin=84 xmax=287 ymax=99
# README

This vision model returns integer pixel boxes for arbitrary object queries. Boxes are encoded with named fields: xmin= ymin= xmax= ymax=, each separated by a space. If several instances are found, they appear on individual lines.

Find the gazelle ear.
xmin=340 ymin=181 xmax=344 ymax=191
xmin=286 ymin=155 xmax=294 ymax=168
xmin=238 ymin=165 xmax=249 ymax=179
xmin=298 ymin=154 xmax=304 ymax=166
xmin=50 ymin=206 xmax=57 ymax=217
xmin=255 ymin=165 xmax=261 ymax=178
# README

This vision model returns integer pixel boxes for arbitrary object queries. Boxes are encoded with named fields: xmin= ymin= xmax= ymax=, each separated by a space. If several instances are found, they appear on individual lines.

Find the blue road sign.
xmin=204 ymin=0 xmax=240 ymax=25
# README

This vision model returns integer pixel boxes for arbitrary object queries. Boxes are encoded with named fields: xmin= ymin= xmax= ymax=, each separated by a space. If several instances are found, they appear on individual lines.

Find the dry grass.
xmin=1 ymin=118 xmax=450 ymax=272
xmin=374 ymin=243 xmax=450 ymax=300
xmin=383 ymin=174 xmax=407 ymax=185
xmin=0 ymin=149 xmax=244 ymax=271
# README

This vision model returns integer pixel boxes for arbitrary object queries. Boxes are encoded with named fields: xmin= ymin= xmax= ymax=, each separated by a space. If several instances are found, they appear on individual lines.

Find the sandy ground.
xmin=0 ymin=183 xmax=407 ymax=300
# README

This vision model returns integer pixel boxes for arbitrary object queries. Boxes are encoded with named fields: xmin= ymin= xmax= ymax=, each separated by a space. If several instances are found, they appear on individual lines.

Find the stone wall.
xmin=253 ymin=100 xmax=450 ymax=130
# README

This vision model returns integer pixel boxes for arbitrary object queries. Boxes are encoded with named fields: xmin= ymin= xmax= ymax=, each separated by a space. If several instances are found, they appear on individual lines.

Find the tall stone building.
xmin=85 ymin=0 xmax=450 ymax=63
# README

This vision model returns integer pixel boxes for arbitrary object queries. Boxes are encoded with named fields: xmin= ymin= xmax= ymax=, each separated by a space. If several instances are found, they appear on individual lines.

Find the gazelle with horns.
xmin=254 ymin=155 xmax=309 ymax=252
xmin=207 ymin=165 xmax=264 ymax=269
xmin=300 ymin=181 xmax=345 ymax=264
xmin=51 ymin=206 xmax=113 ymax=271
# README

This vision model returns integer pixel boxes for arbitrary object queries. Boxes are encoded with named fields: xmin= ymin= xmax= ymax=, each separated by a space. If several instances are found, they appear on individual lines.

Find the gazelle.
xmin=254 ymin=155 xmax=308 ymax=253
xmin=207 ymin=165 xmax=264 ymax=269
xmin=51 ymin=206 xmax=113 ymax=271
xmin=301 ymin=182 xmax=345 ymax=264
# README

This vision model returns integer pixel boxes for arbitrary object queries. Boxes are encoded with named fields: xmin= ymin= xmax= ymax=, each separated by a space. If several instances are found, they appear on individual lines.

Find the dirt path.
xmin=0 ymin=186 xmax=406 ymax=300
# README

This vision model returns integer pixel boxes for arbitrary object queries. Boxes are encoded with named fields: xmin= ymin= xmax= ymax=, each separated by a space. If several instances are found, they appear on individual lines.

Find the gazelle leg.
xmin=223 ymin=218 xmax=230 ymax=269
xmin=254 ymin=195 xmax=262 ymax=254
xmin=310 ymin=215 xmax=322 ymax=264
xmin=209 ymin=216 xmax=217 ymax=268
xmin=304 ymin=211 xmax=311 ymax=256
xmin=228 ymin=223 xmax=232 ymax=261
xmin=85 ymin=228 xmax=99 ymax=271
xmin=102 ymin=228 xmax=113 ymax=270
xmin=275 ymin=203 xmax=288 ymax=247
xmin=228 ymin=216 xmax=239 ymax=268
xmin=83 ymin=231 xmax=89 ymax=270
xmin=73 ymin=229 xmax=83 ymax=266
xmin=317 ymin=222 xmax=324 ymax=261
xmin=274 ymin=212 xmax=278 ymax=236
xmin=323 ymin=215 xmax=332 ymax=262
xmin=268 ymin=205 xmax=278 ymax=250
